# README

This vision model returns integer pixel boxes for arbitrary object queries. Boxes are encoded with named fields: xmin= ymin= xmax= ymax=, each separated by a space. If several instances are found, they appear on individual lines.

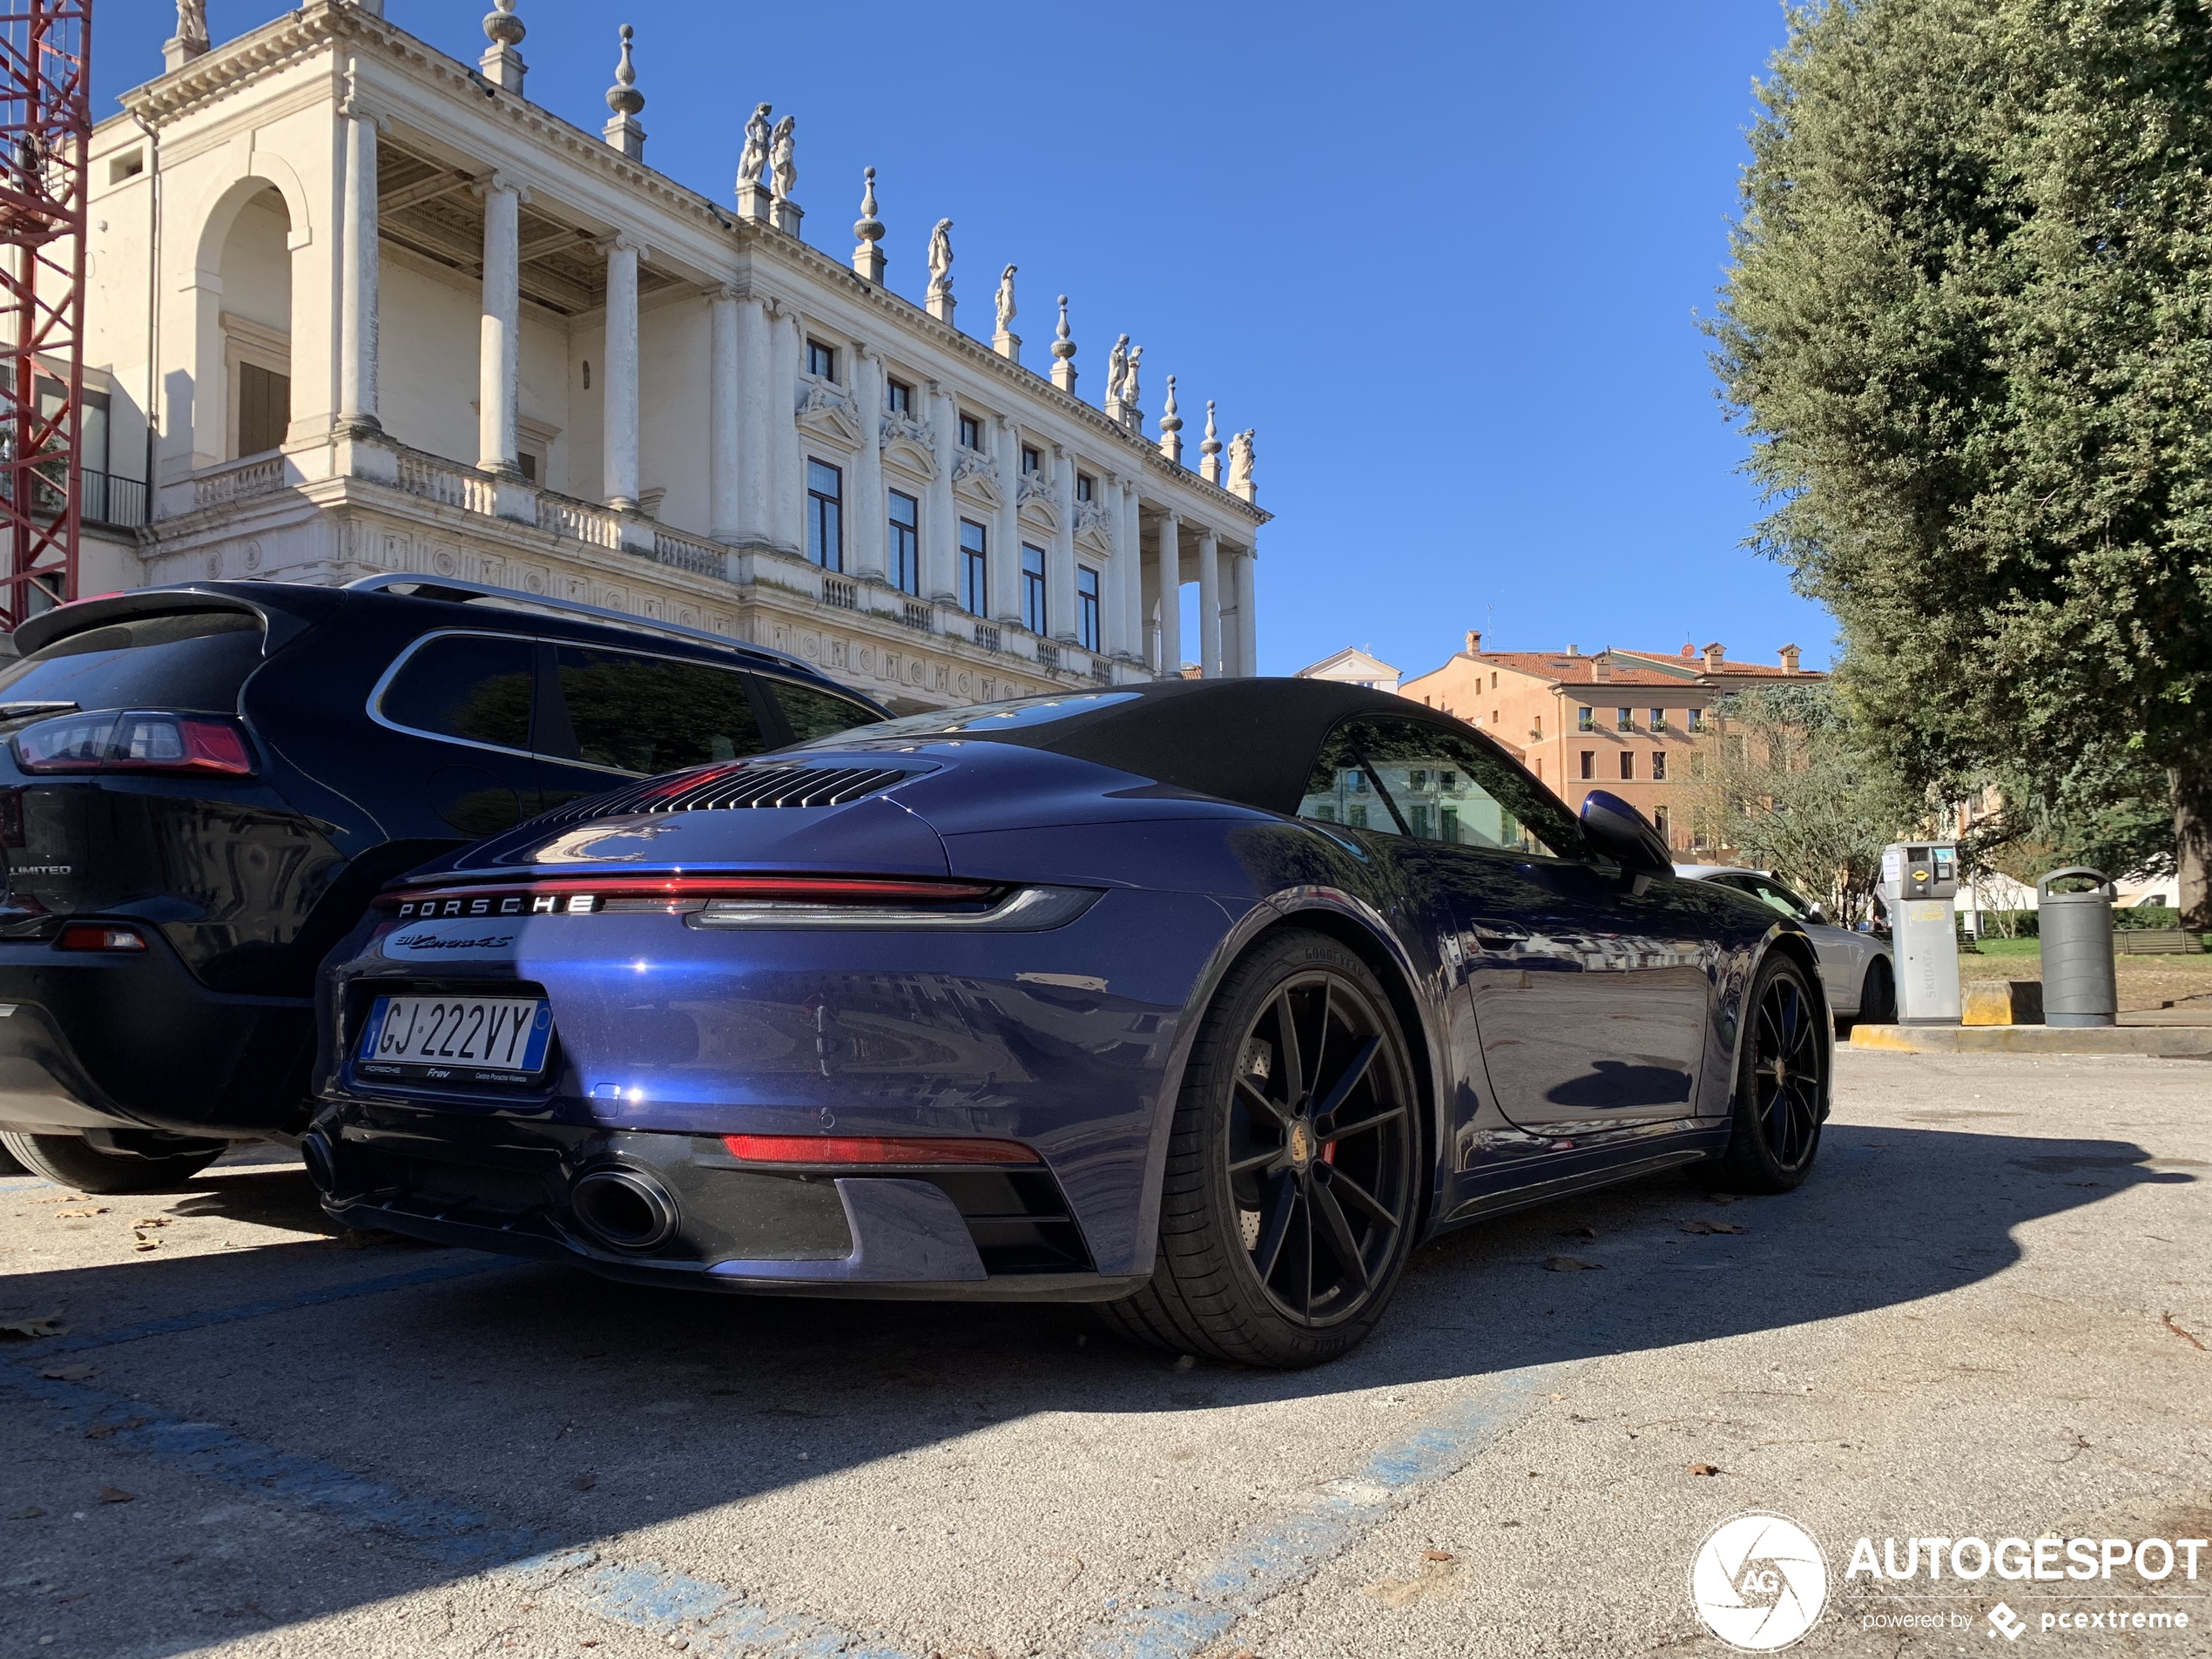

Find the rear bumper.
xmin=0 ymin=938 xmax=313 ymax=1138
xmin=312 ymin=1099 xmax=1140 ymax=1301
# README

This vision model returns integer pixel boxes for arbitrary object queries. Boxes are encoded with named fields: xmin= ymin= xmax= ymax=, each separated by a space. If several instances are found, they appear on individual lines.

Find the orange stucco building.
xmin=1399 ymin=635 xmax=1821 ymax=853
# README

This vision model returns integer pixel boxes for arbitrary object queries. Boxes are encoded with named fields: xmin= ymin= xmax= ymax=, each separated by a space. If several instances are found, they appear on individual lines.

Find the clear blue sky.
xmin=94 ymin=1 xmax=1833 ymax=678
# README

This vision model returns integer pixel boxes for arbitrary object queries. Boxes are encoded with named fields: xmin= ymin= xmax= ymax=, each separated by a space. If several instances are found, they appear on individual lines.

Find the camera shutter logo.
xmin=1689 ymin=1512 xmax=1829 ymax=1651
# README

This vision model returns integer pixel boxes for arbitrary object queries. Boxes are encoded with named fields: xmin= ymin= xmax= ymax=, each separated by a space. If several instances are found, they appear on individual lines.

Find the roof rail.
xmin=342 ymin=572 xmax=815 ymax=676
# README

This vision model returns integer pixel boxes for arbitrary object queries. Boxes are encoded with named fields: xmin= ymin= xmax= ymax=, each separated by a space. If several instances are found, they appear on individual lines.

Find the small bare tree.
xmin=1683 ymin=683 xmax=1920 ymax=926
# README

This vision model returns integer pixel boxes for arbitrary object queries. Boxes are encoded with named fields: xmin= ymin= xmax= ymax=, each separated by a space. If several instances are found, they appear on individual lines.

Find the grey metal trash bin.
xmin=2039 ymin=867 xmax=2118 ymax=1028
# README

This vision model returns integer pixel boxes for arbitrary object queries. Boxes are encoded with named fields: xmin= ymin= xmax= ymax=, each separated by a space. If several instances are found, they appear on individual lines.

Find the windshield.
xmin=1726 ymin=873 xmax=1814 ymax=922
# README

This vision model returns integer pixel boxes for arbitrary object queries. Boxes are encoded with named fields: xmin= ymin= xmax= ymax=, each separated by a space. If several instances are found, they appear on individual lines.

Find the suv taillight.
xmin=12 ymin=710 xmax=256 ymax=778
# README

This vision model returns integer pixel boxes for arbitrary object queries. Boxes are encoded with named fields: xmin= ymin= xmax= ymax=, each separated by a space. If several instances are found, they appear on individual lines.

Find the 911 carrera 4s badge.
xmin=380 ymin=915 xmax=526 ymax=961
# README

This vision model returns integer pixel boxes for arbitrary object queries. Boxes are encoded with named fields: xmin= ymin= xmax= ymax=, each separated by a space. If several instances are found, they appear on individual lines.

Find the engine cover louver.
xmin=529 ymin=763 xmax=917 ymax=826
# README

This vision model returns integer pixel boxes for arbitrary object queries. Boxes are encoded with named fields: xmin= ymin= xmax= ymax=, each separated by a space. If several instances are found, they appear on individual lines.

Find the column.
xmin=736 ymin=295 xmax=772 ymax=544
xmin=925 ymin=381 xmax=959 ymax=602
xmin=1236 ymin=550 xmax=1258 ymax=677
xmin=602 ymin=235 xmax=641 ymax=510
xmin=994 ymin=416 xmax=1022 ymax=627
xmin=772 ymin=307 xmax=806 ymax=554
xmin=1121 ymin=481 xmax=1145 ymax=662
xmin=851 ymin=347 xmax=886 ymax=579
xmin=1197 ymin=527 xmax=1221 ymax=678
xmin=1049 ymin=446 xmax=1078 ymax=642
xmin=477 ymin=174 xmax=521 ymax=474
xmin=338 ymin=98 xmax=381 ymax=431
xmin=1102 ymin=471 xmax=1129 ymax=658
xmin=709 ymin=287 xmax=741 ymax=542
xmin=1157 ymin=510 xmax=1182 ymax=677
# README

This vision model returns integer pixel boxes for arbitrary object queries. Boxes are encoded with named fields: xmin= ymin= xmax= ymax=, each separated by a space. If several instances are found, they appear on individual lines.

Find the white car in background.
xmin=1676 ymin=865 xmax=1897 ymax=1028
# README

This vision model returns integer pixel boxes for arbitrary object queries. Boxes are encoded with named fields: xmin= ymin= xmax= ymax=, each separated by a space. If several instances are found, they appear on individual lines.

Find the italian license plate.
xmin=356 ymin=995 xmax=554 ymax=1085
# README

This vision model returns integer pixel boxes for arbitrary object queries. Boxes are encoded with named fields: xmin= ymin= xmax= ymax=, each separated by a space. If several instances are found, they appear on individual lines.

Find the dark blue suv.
xmin=0 ymin=575 xmax=887 ymax=1192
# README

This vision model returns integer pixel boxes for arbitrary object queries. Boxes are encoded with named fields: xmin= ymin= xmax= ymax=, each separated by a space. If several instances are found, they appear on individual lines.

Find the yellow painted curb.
xmin=1849 ymin=1024 xmax=2212 ymax=1056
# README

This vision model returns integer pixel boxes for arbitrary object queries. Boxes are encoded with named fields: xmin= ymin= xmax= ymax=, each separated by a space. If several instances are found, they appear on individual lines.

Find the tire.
xmin=0 ymin=1138 xmax=25 ymax=1177
xmin=0 ymin=1130 xmax=225 ymax=1194
xmin=1690 ymin=952 xmax=1830 ymax=1195
xmin=1100 ymin=928 xmax=1422 ymax=1369
xmin=1857 ymin=957 xmax=1896 ymax=1026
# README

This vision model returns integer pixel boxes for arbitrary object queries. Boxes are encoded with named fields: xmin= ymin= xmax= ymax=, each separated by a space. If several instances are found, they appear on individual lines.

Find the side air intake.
xmin=529 ymin=763 xmax=920 ymax=826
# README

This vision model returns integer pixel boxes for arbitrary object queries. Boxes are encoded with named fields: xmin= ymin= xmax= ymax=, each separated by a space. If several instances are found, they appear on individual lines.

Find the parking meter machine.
xmin=1879 ymin=842 xmax=1961 ymax=1024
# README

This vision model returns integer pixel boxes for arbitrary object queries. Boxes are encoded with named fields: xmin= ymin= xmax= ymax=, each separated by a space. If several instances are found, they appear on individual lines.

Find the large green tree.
xmin=1710 ymin=0 xmax=2212 ymax=924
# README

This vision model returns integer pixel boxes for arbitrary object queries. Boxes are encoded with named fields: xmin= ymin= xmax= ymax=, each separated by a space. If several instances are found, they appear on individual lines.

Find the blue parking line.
xmin=502 ymin=1549 xmax=918 ymax=1659
xmin=1079 ymin=1363 xmax=1575 ymax=1659
xmin=7 ymin=1368 xmax=921 ymax=1656
xmin=6 ymin=1254 xmax=520 ymax=1364
xmin=3 ymin=1367 xmax=557 ymax=1568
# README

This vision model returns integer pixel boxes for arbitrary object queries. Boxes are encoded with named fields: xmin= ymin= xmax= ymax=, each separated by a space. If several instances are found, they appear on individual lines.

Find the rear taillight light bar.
xmin=376 ymin=873 xmax=1000 ymax=921
xmin=12 ymin=710 xmax=255 ymax=778
xmin=721 ymin=1133 xmax=1042 ymax=1167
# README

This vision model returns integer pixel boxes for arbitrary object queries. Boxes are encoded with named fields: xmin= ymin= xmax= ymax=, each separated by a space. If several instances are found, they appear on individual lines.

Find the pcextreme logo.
xmin=1690 ymin=1512 xmax=1830 ymax=1651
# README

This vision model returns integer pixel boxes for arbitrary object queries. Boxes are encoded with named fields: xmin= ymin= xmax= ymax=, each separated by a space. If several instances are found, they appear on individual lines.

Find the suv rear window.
xmin=0 ymin=610 xmax=265 ymax=717
xmin=550 ymin=645 xmax=766 ymax=773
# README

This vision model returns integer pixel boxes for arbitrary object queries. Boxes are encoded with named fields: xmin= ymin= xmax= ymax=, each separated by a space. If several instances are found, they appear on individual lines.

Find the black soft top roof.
xmin=847 ymin=678 xmax=1486 ymax=814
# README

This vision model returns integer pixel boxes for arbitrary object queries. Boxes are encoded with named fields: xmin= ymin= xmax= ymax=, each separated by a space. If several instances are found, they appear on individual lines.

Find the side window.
xmin=767 ymin=678 xmax=884 ymax=745
xmin=379 ymin=634 xmax=536 ymax=752
xmin=549 ymin=646 xmax=767 ymax=774
xmin=1298 ymin=724 xmax=1399 ymax=835
xmin=1305 ymin=715 xmax=1586 ymax=859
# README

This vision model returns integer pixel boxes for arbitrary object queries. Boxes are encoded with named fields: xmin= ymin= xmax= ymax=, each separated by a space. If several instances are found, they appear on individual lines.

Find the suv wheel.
xmin=0 ymin=1131 xmax=225 ymax=1194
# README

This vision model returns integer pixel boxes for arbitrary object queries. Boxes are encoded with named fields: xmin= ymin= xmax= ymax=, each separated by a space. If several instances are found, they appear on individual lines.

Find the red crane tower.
xmin=0 ymin=0 xmax=91 ymax=634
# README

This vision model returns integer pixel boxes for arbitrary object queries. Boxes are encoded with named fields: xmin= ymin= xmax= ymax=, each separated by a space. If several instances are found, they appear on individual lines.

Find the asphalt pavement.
xmin=3 ymin=1049 xmax=2208 ymax=1658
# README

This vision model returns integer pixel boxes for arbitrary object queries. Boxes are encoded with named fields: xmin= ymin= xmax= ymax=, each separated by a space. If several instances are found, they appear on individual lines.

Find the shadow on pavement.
xmin=0 ymin=1123 xmax=2191 ymax=1652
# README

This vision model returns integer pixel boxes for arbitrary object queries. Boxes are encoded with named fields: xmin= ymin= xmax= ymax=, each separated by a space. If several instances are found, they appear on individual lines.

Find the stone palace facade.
xmin=71 ymin=0 xmax=1267 ymax=709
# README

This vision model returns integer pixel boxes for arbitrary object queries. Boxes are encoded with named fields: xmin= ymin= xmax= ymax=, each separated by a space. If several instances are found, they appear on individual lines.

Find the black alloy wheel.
xmin=1102 ymin=928 xmax=1421 ymax=1368
xmin=1225 ymin=971 xmax=1414 ymax=1327
xmin=1692 ymin=952 xmax=1829 ymax=1195
xmin=1750 ymin=968 xmax=1824 ymax=1170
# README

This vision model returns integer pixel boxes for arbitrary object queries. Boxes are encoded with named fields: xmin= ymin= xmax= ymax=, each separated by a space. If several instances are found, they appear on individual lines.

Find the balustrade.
xmin=193 ymin=455 xmax=287 ymax=510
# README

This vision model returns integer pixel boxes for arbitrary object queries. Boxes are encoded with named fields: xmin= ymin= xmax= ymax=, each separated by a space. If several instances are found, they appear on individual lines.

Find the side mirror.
xmin=1804 ymin=906 xmax=1829 ymax=927
xmin=1578 ymin=789 xmax=1673 ymax=878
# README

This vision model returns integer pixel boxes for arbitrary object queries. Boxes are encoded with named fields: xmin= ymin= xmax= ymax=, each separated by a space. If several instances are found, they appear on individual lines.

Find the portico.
xmin=81 ymin=0 xmax=1267 ymax=708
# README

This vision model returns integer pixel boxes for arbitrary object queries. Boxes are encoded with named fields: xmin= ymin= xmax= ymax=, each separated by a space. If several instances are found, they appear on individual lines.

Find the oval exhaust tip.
xmin=570 ymin=1167 xmax=678 ymax=1251
xmin=300 ymin=1130 xmax=336 ymax=1194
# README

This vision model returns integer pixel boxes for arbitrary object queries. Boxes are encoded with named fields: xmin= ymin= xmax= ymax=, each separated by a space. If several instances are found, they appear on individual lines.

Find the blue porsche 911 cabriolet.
xmin=307 ymin=679 xmax=1827 ymax=1367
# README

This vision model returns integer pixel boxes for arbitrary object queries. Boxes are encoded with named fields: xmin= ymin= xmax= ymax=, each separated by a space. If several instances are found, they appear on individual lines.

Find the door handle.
xmin=1465 ymin=920 xmax=1530 ymax=951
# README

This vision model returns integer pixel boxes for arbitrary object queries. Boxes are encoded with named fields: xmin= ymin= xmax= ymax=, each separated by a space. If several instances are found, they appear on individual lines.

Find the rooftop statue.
xmin=769 ymin=115 xmax=797 ymax=205
xmin=927 ymin=219 xmax=954 ymax=300
xmin=737 ymin=103 xmax=772 ymax=192
xmin=1106 ymin=334 xmax=1130 ymax=409
xmin=995 ymin=264 xmax=1018 ymax=331
xmin=1230 ymin=428 xmax=1257 ymax=496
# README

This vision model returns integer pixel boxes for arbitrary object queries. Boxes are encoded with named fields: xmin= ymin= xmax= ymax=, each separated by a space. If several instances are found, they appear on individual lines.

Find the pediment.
xmin=952 ymin=448 xmax=1001 ymax=508
xmin=796 ymin=380 xmax=864 ymax=448
xmin=1016 ymin=472 xmax=1060 ymax=533
xmin=882 ymin=435 xmax=939 ymax=482
xmin=1075 ymin=499 xmax=1115 ymax=555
